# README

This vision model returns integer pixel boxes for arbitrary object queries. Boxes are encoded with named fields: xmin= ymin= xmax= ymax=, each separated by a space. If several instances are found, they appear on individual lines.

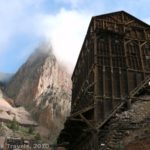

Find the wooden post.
xmin=139 ymin=41 xmax=146 ymax=79
xmin=108 ymin=35 xmax=114 ymax=109
xmin=124 ymin=40 xmax=129 ymax=92
xmin=94 ymin=32 xmax=98 ymax=122
xmin=93 ymin=29 xmax=99 ymax=150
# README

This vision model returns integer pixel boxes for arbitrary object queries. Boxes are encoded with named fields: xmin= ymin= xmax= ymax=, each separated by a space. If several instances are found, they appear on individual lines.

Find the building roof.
xmin=93 ymin=11 xmax=149 ymax=27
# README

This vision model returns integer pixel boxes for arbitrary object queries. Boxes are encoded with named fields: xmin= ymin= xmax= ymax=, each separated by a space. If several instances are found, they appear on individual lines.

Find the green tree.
xmin=34 ymin=133 xmax=41 ymax=140
xmin=10 ymin=116 xmax=19 ymax=131
xmin=28 ymin=126 xmax=34 ymax=134
xmin=115 ymin=143 xmax=125 ymax=150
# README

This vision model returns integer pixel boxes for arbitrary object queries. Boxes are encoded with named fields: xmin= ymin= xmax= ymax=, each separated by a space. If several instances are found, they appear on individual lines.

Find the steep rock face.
xmin=32 ymin=84 xmax=70 ymax=140
xmin=6 ymin=48 xmax=49 ymax=106
xmin=0 ymin=88 xmax=37 ymax=126
xmin=6 ymin=45 xmax=71 ymax=141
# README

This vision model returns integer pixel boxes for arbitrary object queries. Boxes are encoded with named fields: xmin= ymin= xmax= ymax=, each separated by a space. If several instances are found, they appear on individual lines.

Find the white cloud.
xmin=0 ymin=0 xmax=91 ymax=73
xmin=55 ymin=0 xmax=85 ymax=8
xmin=1 ymin=0 xmax=149 ymax=73
xmin=0 ymin=0 xmax=42 ymax=52
xmin=144 ymin=18 xmax=150 ymax=24
xmin=35 ymin=9 xmax=91 ymax=73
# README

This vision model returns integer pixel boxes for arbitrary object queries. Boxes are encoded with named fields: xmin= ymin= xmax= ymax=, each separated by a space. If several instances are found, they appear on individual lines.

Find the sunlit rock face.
xmin=6 ymin=44 xmax=71 ymax=141
xmin=0 ymin=90 xmax=37 ymax=127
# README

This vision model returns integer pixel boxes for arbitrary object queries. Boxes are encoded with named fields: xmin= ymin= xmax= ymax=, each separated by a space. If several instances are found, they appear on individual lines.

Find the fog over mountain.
xmin=0 ymin=72 xmax=13 ymax=83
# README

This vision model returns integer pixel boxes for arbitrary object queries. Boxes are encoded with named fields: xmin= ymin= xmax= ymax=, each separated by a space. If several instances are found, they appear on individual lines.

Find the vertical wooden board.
xmin=104 ymin=98 xmax=113 ymax=118
xmin=142 ymin=44 xmax=150 ymax=71
xmin=136 ymin=72 xmax=143 ymax=85
xmin=96 ymin=100 xmax=104 ymax=123
xmin=113 ymin=99 xmax=120 ymax=109
xmin=120 ymin=70 xmax=128 ymax=97
xmin=74 ymin=134 xmax=95 ymax=150
xmin=128 ymin=71 xmax=137 ymax=92
xmin=97 ymin=56 xmax=103 ymax=66
xmin=97 ymin=36 xmax=109 ymax=56
xmin=113 ymin=69 xmax=120 ymax=98
xmin=89 ymin=71 xmax=94 ymax=90
xmin=145 ymin=73 xmax=150 ymax=78
xmin=105 ymin=67 xmax=112 ymax=97
xmin=128 ymin=71 xmax=134 ymax=92
xmin=103 ymin=56 xmax=110 ymax=66
xmin=98 ymin=67 xmax=103 ymax=96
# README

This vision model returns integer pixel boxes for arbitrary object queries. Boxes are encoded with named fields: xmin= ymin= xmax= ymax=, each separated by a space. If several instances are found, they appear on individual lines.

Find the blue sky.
xmin=0 ymin=0 xmax=150 ymax=73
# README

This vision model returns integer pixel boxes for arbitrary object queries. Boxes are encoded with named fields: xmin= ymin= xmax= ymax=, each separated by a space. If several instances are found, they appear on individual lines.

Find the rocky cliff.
xmin=0 ymin=88 xmax=37 ymax=128
xmin=6 ymin=44 xmax=71 ymax=141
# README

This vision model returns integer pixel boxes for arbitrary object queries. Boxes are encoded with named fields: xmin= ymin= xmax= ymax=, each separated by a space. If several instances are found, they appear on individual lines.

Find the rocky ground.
xmin=0 ymin=89 xmax=37 ymax=127
xmin=98 ymin=94 xmax=150 ymax=150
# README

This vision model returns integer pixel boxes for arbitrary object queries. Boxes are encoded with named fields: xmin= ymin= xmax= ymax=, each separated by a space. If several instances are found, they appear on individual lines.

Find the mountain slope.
xmin=6 ymin=44 xmax=71 ymax=142
xmin=6 ymin=48 xmax=50 ymax=106
xmin=0 ymin=88 xmax=37 ymax=127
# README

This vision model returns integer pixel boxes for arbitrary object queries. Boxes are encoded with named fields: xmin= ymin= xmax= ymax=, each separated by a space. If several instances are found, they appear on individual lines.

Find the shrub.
xmin=115 ymin=143 xmax=125 ymax=150
xmin=34 ymin=133 xmax=41 ymax=140
xmin=10 ymin=117 xmax=19 ymax=131
xmin=28 ymin=126 xmax=34 ymax=134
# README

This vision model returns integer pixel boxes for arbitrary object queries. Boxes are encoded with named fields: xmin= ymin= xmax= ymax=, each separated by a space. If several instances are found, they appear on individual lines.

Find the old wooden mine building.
xmin=57 ymin=11 xmax=150 ymax=150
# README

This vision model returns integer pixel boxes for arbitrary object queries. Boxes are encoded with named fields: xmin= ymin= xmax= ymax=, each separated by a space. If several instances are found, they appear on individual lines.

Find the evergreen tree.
xmin=28 ymin=126 xmax=34 ymax=134
xmin=10 ymin=116 xmax=19 ymax=131
xmin=34 ymin=133 xmax=41 ymax=140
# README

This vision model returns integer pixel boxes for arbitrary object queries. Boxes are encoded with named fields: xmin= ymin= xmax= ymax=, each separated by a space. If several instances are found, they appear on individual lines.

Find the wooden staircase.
xmin=130 ymin=75 xmax=150 ymax=98
xmin=127 ymin=75 xmax=150 ymax=108
xmin=97 ymin=75 xmax=150 ymax=130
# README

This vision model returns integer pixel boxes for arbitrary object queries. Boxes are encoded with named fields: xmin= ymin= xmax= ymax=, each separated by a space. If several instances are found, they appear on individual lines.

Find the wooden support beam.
xmin=124 ymin=39 xmax=129 ymax=95
xmin=127 ymin=98 xmax=131 ymax=109
xmin=71 ymin=105 xmax=94 ymax=117
xmin=79 ymin=114 xmax=96 ymax=131
xmin=119 ymin=68 xmax=122 ymax=99
xmin=93 ymin=133 xmax=99 ymax=150
xmin=125 ymin=20 xmax=134 ymax=25
xmin=131 ymin=97 xmax=150 ymax=101
xmin=69 ymin=117 xmax=95 ymax=125
xmin=95 ymin=96 xmax=123 ymax=101
xmin=72 ymin=64 xmax=95 ymax=106
xmin=94 ymin=32 xmax=101 ymax=124
xmin=96 ymin=102 xmax=125 ymax=130
xmin=103 ymin=66 xmax=106 ymax=97
xmin=140 ymin=41 xmax=147 ymax=47
xmin=70 ymin=133 xmax=87 ymax=150
xmin=121 ymin=11 xmax=125 ymax=23
xmin=139 ymin=41 xmax=145 ymax=79
xmin=68 ymin=118 xmax=85 ymax=122
xmin=129 ymin=75 xmax=150 ymax=97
